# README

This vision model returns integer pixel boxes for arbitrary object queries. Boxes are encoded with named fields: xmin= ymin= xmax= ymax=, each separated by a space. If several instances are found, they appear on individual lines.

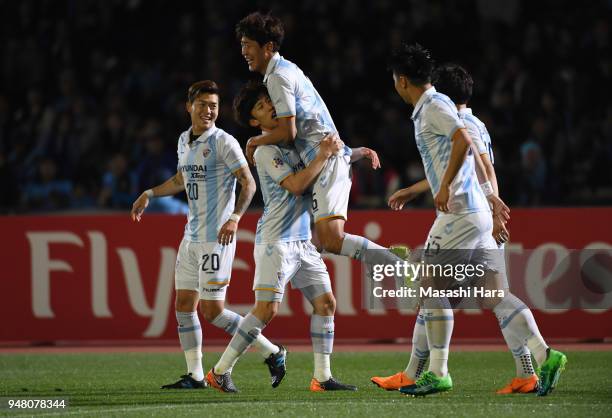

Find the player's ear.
xmin=248 ymin=117 xmax=260 ymax=128
xmin=185 ymin=101 xmax=193 ymax=114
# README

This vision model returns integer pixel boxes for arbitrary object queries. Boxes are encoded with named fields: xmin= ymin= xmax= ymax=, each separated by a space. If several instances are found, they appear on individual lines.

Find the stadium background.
xmin=1 ymin=0 xmax=611 ymax=346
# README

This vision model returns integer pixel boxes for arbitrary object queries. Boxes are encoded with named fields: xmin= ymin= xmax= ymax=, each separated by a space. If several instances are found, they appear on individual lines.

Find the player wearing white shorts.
xmin=236 ymin=12 xmax=407 ymax=276
xmin=375 ymin=43 xmax=512 ymax=396
xmin=207 ymin=82 xmax=358 ymax=393
xmin=444 ymin=64 xmax=564 ymax=395
xmin=131 ymin=80 xmax=284 ymax=390
xmin=374 ymin=53 xmax=566 ymax=397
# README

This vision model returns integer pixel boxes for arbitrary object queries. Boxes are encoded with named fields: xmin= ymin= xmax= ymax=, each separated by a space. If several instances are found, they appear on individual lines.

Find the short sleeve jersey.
xmin=264 ymin=53 xmax=351 ymax=164
xmin=411 ymin=87 xmax=489 ymax=215
xmin=459 ymin=107 xmax=494 ymax=164
xmin=177 ymin=125 xmax=248 ymax=242
xmin=253 ymin=144 xmax=311 ymax=244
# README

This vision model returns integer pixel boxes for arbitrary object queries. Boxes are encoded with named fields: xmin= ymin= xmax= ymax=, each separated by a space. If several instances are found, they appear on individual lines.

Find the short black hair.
xmin=236 ymin=12 xmax=284 ymax=51
xmin=388 ymin=43 xmax=434 ymax=86
xmin=233 ymin=81 xmax=269 ymax=127
xmin=433 ymin=64 xmax=473 ymax=105
xmin=187 ymin=80 xmax=219 ymax=103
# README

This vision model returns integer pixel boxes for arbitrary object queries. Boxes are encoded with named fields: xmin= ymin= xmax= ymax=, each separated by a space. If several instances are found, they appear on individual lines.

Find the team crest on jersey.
xmin=273 ymin=157 xmax=284 ymax=168
xmin=202 ymin=148 xmax=211 ymax=158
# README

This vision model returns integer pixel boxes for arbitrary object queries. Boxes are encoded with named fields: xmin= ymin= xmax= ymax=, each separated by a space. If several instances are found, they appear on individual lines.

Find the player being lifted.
xmin=373 ymin=64 xmax=566 ymax=396
xmin=236 ymin=12 xmax=405 ymax=272
xmin=130 ymin=80 xmax=285 ymax=389
xmin=207 ymin=82 xmax=372 ymax=393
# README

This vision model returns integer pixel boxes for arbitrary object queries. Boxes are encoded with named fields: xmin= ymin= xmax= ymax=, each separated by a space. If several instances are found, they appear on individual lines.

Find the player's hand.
xmin=318 ymin=133 xmax=343 ymax=158
xmin=360 ymin=147 xmax=381 ymax=170
xmin=130 ymin=193 xmax=150 ymax=222
xmin=433 ymin=183 xmax=450 ymax=212
xmin=492 ymin=214 xmax=510 ymax=245
xmin=245 ymin=137 xmax=260 ymax=166
xmin=218 ymin=219 xmax=238 ymax=246
xmin=388 ymin=187 xmax=417 ymax=210
xmin=487 ymin=194 xmax=510 ymax=221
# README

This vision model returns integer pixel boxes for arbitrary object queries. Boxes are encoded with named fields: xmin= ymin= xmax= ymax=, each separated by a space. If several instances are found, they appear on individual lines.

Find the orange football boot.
xmin=371 ymin=372 xmax=415 ymax=391
xmin=496 ymin=375 xmax=539 ymax=394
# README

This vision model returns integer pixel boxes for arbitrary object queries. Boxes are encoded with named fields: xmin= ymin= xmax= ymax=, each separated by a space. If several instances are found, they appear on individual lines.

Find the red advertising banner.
xmin=1 ymin=208 xmax=611 ymax=344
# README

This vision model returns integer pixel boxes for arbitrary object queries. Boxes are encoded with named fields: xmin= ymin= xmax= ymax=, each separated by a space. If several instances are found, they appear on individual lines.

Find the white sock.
xmin=176 ymin=311 xmax=203 ymax=381
xmin=429 ymin=348 xmax=449 ymax=377
xmin=340 ymin=233 xmax=402 ymax=265
xmin=423 ymin=306 xmax=453 ymax=377
xmin=314 ymin=352 xmax=332 ymax=382
xmin=211 ymin=309 xmax=278 ymax=359
xmin=493 ymin=293 xmax=548 ymax=366
xmin=185 ymin=349 xmax=204 ymax=381
xmin=527 ymin=334 xmax=549 ymax=366
xmin=404 ymin=310 xmax=429 ymax=379
xmin=214 ymin=346 xmax=241 ymax=375
xmin=254 ymin=335 xmax=279 ymax=359
xmin=214 ymin=313 xmax=265 ymax=375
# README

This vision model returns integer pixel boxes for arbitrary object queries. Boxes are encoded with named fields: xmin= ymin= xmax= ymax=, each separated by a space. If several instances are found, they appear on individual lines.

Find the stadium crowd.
xmin=1 ymin=0 xmax=610 ymax=213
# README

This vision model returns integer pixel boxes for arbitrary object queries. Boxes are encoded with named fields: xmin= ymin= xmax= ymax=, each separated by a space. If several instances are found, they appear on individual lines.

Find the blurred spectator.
xmin=22 ymin=158 xmax=72 ymax=211
xmin=518 ymin=141 xmax=547 ymax=206
xmin=98 ymin=153 xmax=136 ymax=209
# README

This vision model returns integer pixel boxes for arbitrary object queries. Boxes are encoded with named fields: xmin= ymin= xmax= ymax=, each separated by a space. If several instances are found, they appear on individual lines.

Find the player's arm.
xmin=280 ymin=134 xmax=342 ymax=196
xmin=477 ymin=151 xmax=499 ymax=196
xmin=476 ymin=147 xmax=509 ymax=243
xmin=217 ymin=166 xmax=256 ymax=246
xmin=388 ymin=179 xmax=430 ymax=210
xmin=469 ymin=142 xmax=509 ymax=220
xmin=350 ymin=147 xmax=381 ymax=169
xmin=246 ymin=74 xmax=298 ymax=164
xmin=130 ymin=171 xmax=184 ymax=222
xmin=246 ymin=117 xmax=297 ymax=165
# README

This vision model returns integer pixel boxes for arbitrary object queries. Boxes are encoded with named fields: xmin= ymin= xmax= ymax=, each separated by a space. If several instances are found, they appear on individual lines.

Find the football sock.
xmin=404 ymin=309 xmax=429 ymax=380
xmin=422 ymin=301 xmax=453 ymax=377
xmin=493 ymin=293 xmax=548 ymax=366
xmin=211 ymin=309 xmax=278 ymax=358
xmin=496 ymin=309 xmax=535 ymax=378
xmin=340 ymin=233 xmax=403 ymax=265
xmin=311 ymin=315 xmax=334 ymax=381
xmin=176 ymin=311 xmax=203 ymax=381
xmin=314 ymin=353 xmax=332 ymax=382
xmin=214 ymin=313 xmax=265 ymax=374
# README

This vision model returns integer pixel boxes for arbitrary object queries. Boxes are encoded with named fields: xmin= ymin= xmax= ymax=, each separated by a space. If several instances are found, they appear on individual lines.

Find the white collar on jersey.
xmin=458 ymin=107 xmax=473 ymax=115
xmin=263 ymin=52 xmax=281 ymax=83
xmin=186 ymin=125 xmax=217 ymax=145
xmin=411 ymin=86 xmax=437 ymax=120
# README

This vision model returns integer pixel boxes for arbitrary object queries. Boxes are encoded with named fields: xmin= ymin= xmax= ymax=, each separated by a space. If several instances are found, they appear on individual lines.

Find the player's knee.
xmin=175 ymin=291 xmax=199 ymax=312
xmin=313 ymin=293 xmax=336 ymax=316
xmin=252 ymin=301 xmax=278 ymax=324
xmin=318 ymin=231 xmax=343 ymax=254
xmin=199 ymin=302 xmax=224 ymax=323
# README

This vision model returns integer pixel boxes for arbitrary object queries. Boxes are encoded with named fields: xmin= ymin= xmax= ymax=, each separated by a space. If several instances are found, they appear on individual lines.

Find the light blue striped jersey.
xmin=253 ymin=144 xmax=311 ymax=244
xmin=459 ymin=108 xmax=494 ymax=164
xmin=177 ymin=125 xmax=248 ymax=242
xmin=411 ymin=87 xmax=489 ymax=215
xmin=264 ymin=52 xmax=351 ymax=165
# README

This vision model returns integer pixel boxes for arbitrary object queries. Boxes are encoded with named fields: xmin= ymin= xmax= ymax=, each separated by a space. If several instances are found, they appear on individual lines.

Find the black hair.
xmin=236 ymin=12 xmax=284 ymax=51
xmin=187 ymin=80 xmax=219 ymax=103
xmin=233 ymin=81 xmax=269 ymax=127
xmin=433 ymin=64 xmax=473 ymax=105
xmin=388 ymin=43 xmax=434 ymax=86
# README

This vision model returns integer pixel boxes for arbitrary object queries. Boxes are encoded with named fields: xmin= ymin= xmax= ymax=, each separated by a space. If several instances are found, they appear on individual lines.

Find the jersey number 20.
xmin=201 ymin=254 xmax=220 ymax=272
xmin=186 ymin=183 xmax=199 ymax=200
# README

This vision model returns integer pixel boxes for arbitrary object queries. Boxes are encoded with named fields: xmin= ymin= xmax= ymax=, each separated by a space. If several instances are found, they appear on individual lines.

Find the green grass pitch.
xmin=1 ymin=351 xmax=611 ymax=417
